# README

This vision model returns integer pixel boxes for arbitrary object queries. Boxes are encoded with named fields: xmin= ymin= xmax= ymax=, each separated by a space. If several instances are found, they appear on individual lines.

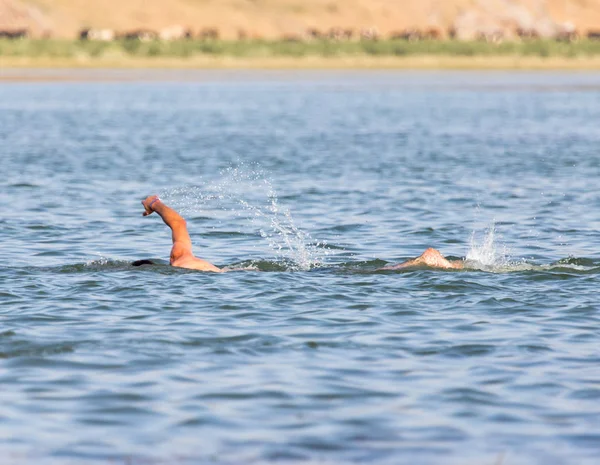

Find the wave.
xmin=12 ymin=255 xmax=599 ymax=275
xmin=55 ymin=258 xmax=315 ymax=273
xmin=373 ymin=260 xmax=600 ymax=274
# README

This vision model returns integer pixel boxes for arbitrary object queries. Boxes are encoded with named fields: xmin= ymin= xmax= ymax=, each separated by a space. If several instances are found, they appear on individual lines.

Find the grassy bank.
xmin=2 ymin=38 xmax=600 ymax=69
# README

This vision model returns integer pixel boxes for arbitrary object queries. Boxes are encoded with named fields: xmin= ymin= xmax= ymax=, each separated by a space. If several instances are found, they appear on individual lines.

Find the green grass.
xmin=2 ymin=38 xmax=600 ymax=59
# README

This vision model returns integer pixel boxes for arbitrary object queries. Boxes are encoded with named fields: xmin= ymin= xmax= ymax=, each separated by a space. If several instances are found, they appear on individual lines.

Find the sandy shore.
xmin=2 ymin=55 xmax=600 ymax=79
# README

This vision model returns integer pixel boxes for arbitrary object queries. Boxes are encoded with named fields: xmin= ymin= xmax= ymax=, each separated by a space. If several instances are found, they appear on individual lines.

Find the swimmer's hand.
xmin=142 ymin=195 xmax=161 ymax=216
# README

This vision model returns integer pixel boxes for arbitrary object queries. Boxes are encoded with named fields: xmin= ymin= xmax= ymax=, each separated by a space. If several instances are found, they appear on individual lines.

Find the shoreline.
xmin=2 ymin=55 xmax=600 ymax=77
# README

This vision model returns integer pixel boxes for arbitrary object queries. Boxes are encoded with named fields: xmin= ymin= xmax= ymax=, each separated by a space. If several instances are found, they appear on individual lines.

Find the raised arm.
xmin=142 ymin=195 xmax=221 ymax=272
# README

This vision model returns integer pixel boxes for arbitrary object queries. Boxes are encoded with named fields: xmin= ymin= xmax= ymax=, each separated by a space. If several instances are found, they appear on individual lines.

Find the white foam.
xmin=465 ymin=222 xmax=518 ymax=271
xmin=464 ymin=223 xmax=598 ymax=273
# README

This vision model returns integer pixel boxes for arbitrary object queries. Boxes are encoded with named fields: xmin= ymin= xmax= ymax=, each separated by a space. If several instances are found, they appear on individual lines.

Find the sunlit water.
xmin=2 ymin=71 xmax=600 ymax=465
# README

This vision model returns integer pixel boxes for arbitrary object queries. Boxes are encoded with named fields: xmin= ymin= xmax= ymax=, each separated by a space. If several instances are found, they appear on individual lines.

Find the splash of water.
xmin=465 ymin=222 xmax=513 ymax=270
xmin=464 ymin=223 xmax=600 ymax=273
xmin=159 ymin=163 xmax=326 ymax=271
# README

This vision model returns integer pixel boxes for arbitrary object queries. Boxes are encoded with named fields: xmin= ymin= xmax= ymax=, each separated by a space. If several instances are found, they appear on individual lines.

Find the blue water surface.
xmin=1 ymin=70 xmax=600 ymax=465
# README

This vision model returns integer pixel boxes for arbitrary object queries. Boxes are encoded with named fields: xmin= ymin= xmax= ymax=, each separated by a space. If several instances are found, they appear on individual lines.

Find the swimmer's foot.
xmin=417 ymin=248 xmax=463 ymax=269
xmin=381 ymin=248 xmax=464 ymax=270
xmin=142 ymin=195 xmax=161 ymax=216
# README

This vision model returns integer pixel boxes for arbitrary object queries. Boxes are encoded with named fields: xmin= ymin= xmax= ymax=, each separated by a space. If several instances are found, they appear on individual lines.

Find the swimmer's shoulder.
xmin=171 ymin=256 xmax=223 ymax=272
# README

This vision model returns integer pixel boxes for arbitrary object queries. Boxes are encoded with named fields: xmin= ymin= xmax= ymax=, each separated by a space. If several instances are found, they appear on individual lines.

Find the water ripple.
xmin=2 ymin=71 xmax=600 ymax=465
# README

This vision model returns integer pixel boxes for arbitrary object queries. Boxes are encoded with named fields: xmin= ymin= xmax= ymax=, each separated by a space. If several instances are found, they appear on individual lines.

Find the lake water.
xmin=2 ymin=70 xmax=600 ymax=465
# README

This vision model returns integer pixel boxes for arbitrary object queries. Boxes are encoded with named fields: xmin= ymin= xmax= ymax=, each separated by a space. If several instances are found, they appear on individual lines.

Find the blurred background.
xmin=1 ymin=0 xmax=600 ymax=43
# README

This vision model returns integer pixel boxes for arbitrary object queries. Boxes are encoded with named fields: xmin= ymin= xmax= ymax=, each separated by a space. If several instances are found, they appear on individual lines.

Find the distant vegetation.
xmin=2 ymin=38 xmax=600 ymax=60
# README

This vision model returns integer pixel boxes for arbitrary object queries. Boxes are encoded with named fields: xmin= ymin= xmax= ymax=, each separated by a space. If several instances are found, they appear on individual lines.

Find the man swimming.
xmin=142 ymin=195 xmax=222 ymax=272
xmin=141 ymin=195 xmax=463 ymax=271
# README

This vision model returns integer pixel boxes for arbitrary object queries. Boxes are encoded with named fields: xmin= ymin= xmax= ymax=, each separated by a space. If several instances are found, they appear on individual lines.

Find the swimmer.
xmin=140 ymin=194 xmax=462 ymax=272
xmin=379 ymin=248 xmax=464 ymax=270
xmin=141 ymin=195 xmax=222 ymax=272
